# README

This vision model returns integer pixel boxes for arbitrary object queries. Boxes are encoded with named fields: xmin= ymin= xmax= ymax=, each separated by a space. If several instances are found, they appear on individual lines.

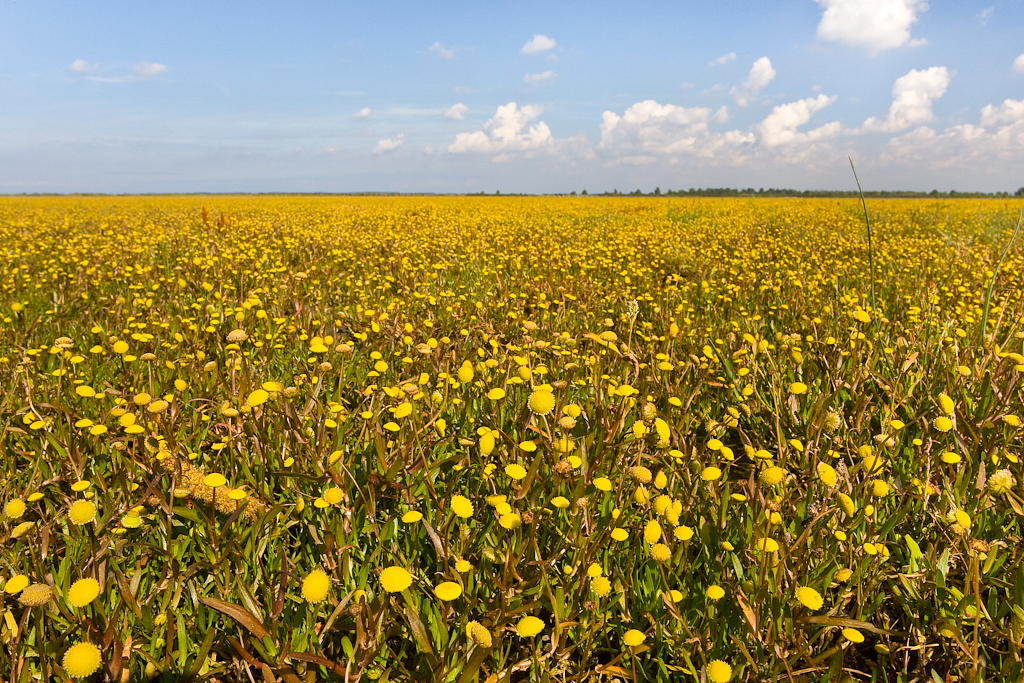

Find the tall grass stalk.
xmin=848 ymin=156 xmax=877 ymax=310
xmin=977 ymin=209 xmax=1023 ymax=345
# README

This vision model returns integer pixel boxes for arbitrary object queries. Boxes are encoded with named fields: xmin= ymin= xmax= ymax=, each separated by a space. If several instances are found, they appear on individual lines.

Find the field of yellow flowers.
xmin=1 ymin=195 xmax=1023 ymax=682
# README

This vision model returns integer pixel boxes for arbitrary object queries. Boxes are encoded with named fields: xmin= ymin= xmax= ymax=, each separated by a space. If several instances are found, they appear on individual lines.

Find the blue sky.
xmin=1 ymin=0 xmax=1022 ymax=193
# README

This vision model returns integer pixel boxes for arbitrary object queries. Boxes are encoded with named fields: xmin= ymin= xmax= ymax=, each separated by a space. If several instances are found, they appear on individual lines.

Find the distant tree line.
xmin=561 ymin=186 xmax=1024 ymax=198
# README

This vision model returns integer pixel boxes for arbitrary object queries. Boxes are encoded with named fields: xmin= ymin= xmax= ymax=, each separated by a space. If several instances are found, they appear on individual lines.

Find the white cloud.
xmin=758 ymin=94 xmax=841 ymax=146
xmin=730 ymin=57 xmax=775 ymax=105
xmin=980 ymin=99 xmax=1024 ymax=127
xmin=521 ymin=34 xmax=556 ymax=54
xmin=429 ymin=42 xmax=456 ymax=59
xmin=708 ymin=52 xmax=737 ymax=66
xmin=862 ymin=66 xmax=950 ymax=132
xmin=977 ymin=7 xmax=994 ymax=25
xmin=443 ymin=103 xmax=469 ymax=121
xmin=449 ymin=102 xmax=555 ymax=155
xmin=524 ymin=70 xmax=556 ymax=84
xmin=133 ymin=62 xmax=168 ymax=79
xmin=374 ymin=134 xmax=404 ymax=153
xmin=1014 ymin=54 xmax=1024 ymax=74
xmin=815 ymin=0 xmax=928 ymax=53
xmin=70 ymin=59 xmax=167 ymax=82
xmin=880 ymin=99 xmax=1024 ymax=170
xmin=352 ymin=107 xmax=372 ymax=120
xmin=599 ymin=100 xmax=754 ymax=160
xmin=69 ymin=58 xmax=97 ymax=74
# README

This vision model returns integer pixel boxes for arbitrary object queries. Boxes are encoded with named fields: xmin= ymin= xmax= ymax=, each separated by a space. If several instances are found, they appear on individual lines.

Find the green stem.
xmin=848 ymin=157 xmax=877 ymax=311
xmin=977 ymin=210 xmax=1023 ymax=346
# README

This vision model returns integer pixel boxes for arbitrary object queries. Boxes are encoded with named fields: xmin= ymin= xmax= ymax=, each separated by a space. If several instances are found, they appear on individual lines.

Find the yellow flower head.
xmin=650 ymin=543 xmax=671 ymax=562
xmin=591 ymin=575 xmax=612 ymax=596
xmin=623 ymin=629 xmax=646 ymax=647
xmin=707 ymin=660 xmax=733 ymax=682
xmin=528 ymin=388 xmax=555 ymax=415
xmin=816 ymin=462 xmax=838 ymax=488
xmin=434 ymin=581 xmax=462 ymax=601
xmin=505 ymin=464 xmax=527 ymax=480
xmin=466 ymin=620 xmax=492 ymax=647
xmin=451 ymin=494 xmax=474 ymax=518
xmin=842 ymin=627 xmax=865 ymax=643
xmin=795 ymin=585 xmax=824 ymax=610
xmin=68 ymin=500 xmax=97 ymax=525
xmin=68 ymin=578 xmax=101 ymax=607
xmin=516 ymin=615 xmax=544 ymax=637
xmin=379 ymin=566 xmax=413 ymax=593
xmin=4 ymin=574 xmax=29 ymax=594
xmin=63 ymin=641 xmax=102 ymax=679
xmin=18 ymin=583 xmax=53 ymax=607
xmin=301 ymin=569 xmax=331 ymax=603
xmin=4 ymin=498 xmax=26 ymax=519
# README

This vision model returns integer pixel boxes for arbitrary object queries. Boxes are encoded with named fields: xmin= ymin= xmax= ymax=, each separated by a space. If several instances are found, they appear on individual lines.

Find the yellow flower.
xmin=18 ymin=583 xmax=53 ymax=607
xmin=505 ymin=464 xmax=527 ymax=480
xmin=988 ymin=469 xmax=1016 ymax=494
xmin=591 ymin=576 xmax=611 ymax=597
xmin=706 ymin=584 xmax=725 ymax=601
xmin=816 ymin=462 xmax=837 ymax=488
xmin=68 ymin=500 xmax=96 ymax=525
xmin=4 ymin=574 xmax=29 ymax=594
xmin=63 ymin=641 xmax=102 ymax=678
xmin=842 ymin=627 xmax=865 ymax=643
xmin=795 ymin=585 xmax=824 ymax=610
xmin=528 ymin=388 xmax=555 ymax=415
xmin=451 ymin=495 xmax=474 ymax=518
xmin=837 ymin=493 xmax=856 ymax=516
xmin=938 ymin=393 xmax=955 ymax=415
xmin=147 ymin=399 xmax=169 ymax=413
xmin=203 ymin=473 xmax=227 ymax=488
xmin=516 ymin=615 xmax=545 ymax=637
xmin=623 ymin=629 xmax=646 ymax=646
xmin=457 ymin=360 xmax=475 ymax=383
xmin=789 ymin=381 xmax=807 ymax=394
xmin=486 ymin=387 xmax=506 ymax=400
xmin=707 ymin=659 xmax=733 ymax=682
xmin=434 ymin=581 xmax=462 ymax=601
xmin=68 ymin=578 xmax=100 ymax=607
xmin=499 ymin=512 xmax=522 ymax=529
xmin=379 ymin=566 xmax=413 ymax=593
xmin=760 ymin=466 xmax=785 ymax=486
xmin=644 ymin=519 xmax=662 ymax=544
xmin=301 ymin=569 xmax=331 ymax=603
xmin=246 ymin=388 xmax=269 ymax=406
xmin=401 ymin=510 xmax=423 ymax=523
xmin=701 ymin=466 xmax=722 ymax=482
xmin=650 ymin=543 xmax=671 ymax=562
xmin=479 ymin=431 xmax=496 ymax=455
xmin=466 ymin=620 xmax=492 ymax=647
xmin=933 ymin=416 xmax=954 ymax=432
xmin=4 ymin=498 xmax=26 ymax=518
